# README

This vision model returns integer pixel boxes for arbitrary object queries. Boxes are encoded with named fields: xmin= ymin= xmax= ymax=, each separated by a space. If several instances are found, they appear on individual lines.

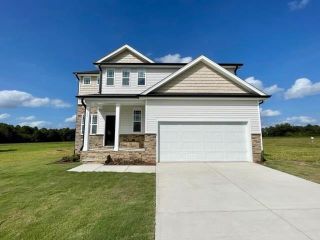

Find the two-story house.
xmin=74 ymin=45 xmax=269 ymax=164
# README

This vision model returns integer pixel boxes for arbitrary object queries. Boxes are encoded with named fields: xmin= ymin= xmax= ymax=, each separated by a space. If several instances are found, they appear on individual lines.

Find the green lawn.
xmin=0 ymin=142 xmax=155 ymax=240
xmin=263 ymin=137 xmax=320 ymax=183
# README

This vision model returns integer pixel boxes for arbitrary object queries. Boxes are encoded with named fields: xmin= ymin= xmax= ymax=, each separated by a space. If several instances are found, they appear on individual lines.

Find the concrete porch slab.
xmin=68 ymin=164 xmax=155 ymax=173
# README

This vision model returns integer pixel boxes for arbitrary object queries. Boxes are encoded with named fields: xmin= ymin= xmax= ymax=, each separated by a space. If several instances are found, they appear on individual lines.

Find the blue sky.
xmin=0 ymin=0 xmax=319 ymax=128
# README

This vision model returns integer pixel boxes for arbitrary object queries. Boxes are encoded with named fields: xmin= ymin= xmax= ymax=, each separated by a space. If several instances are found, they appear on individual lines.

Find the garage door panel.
xmin=159 ymin=122 xmax=250 ymax=162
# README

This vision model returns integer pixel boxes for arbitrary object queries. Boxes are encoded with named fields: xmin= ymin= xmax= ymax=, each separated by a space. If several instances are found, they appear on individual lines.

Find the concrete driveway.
xmin=156 ymin=162 xmax=320 ymax=240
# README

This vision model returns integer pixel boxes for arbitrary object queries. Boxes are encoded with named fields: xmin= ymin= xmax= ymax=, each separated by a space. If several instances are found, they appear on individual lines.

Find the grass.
xmin=263 ymin=137 xmax=320 ymax=183
xmin=0 ymin=142 xmax=155 ymax=240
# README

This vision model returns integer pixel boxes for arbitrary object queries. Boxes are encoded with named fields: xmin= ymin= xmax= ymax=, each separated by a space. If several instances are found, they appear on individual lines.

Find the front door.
xmin=105 ymin=115 xmax=115 ymax=146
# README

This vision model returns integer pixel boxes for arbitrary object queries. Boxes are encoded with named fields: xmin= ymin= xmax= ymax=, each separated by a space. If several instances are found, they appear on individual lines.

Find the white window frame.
xmin=80 ymin=114 xmax=85 ymax=135
xmin=137 ymin=69 xmax=146 ymax=86
xmin=90 ymin=114 xmax=98 ymax=135
xmin=83 ymin=76 xmax=91 ymax=85
xmin=96 ymin=75 xmax=100 ymax=85
xmin=122 ymin=69 xmax=130 ymax=86
xmin=133 ymin=109 xmax=142 ymax=133
xmin=106 ymin=69 xmax=115 ymax=86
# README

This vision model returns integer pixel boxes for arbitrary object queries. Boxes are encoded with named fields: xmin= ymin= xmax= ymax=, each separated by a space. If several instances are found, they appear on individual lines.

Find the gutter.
xmin=80 ymin=97 xmax=86 ymax=151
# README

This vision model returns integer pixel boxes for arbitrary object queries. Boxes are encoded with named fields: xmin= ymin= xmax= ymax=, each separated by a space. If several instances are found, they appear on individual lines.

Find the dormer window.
xmin=106 ymin=69 xmax=114 ymax=86
xmin=83 ymin=76 xmax=91 ymax=85
xmin=122 ymin=69 xmax=130 ymax=86
xmin=138 ymin=69 xmax=146 ymax=86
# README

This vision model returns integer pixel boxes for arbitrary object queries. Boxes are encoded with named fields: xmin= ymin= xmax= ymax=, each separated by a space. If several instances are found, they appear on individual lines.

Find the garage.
xmin=159 ymin=122 xmax=251 ymax=162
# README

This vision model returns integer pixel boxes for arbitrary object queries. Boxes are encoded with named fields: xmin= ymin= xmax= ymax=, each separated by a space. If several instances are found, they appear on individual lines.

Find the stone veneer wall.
xmin=119 ymin=134 xmax=145 ymax=148
xmin=80 ymin=134 xmax=157 ymax=165
xmin=75 ymin=105 xmax=84 ymax=153
xmin=89 ymin=135 xmax=104 ymax=149
xmin=142 ymin=134 xmax=156 ymax=163
xmin=251 ymin=134 xmax=262 ymax=163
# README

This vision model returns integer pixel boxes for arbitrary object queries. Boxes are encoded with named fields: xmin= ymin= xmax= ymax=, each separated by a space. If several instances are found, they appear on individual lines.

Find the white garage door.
xmin=159 ymin=122 xmax=250 ymax=162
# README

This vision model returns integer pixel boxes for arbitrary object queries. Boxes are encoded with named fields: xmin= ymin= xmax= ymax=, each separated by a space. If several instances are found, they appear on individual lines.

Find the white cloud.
xmin=284 ymin=78 xmax=320 ymax=99
xmin=65 ymin=114 xmax=76 ymax=123
xmin=260 ymin=108 xmax=281 ymax=117
xmin=288 ymin=0 xmax=310 ymax=10
xmin=51 ymin=99 xmax=72 ymax=108
xmin=284 ymin=116 xmax=317 ymax=125
xmin=244 ymin=77 xmax=283 ymax=95
xmin=0 ymin=90 xmax=71 ymax=108
xmin=18 ymin=115 xmax=36 ymax=121
xmin=156 ymin=54 xmax=192 ymax=63
xmin=18 ymin=120 xmax=51 ymax=128
xmin=0 ymin=113 xmax=10 ymax=120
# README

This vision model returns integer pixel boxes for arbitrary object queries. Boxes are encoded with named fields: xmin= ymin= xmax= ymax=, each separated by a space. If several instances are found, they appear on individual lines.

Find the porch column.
xmin=114 ymin=103 xmax=120 ymax=151
xmin=83 ymin=104 xmax=91 ymax=151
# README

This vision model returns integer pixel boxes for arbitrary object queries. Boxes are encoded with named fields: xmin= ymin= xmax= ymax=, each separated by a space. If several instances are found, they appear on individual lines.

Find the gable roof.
xmin=95 ymin=44 xmax=154 ymax=64
xmin=141 ymin=56 xmax=267 ymax=96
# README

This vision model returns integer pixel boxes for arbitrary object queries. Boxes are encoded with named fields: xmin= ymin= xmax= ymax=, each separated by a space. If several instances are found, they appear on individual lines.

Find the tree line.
xmin=1 ymin=122 xmax=319 ymax=143
xmin=0 ymin=123 xmax=75 ymax=143
xmin=262 ymin=123 xmax=320 ymax=137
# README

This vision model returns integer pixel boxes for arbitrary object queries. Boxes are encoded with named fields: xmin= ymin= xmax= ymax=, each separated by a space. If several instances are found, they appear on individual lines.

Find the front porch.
xmin=76 ymin=99 xmax=156 ymax=164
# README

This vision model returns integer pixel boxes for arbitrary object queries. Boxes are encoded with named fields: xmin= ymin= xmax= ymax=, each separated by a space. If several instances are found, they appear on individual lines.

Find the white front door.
xmin=159 ymin=122 xmax=251 ymax=162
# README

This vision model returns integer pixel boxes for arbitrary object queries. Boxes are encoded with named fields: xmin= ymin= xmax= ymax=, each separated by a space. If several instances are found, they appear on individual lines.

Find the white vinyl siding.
xmin=145 ymin=99 xmax=261 ymax=134
xmin=97 ymin=106 xmax=145 ymax=135
xmin=101 ymin=68 xmax=177 ymax=94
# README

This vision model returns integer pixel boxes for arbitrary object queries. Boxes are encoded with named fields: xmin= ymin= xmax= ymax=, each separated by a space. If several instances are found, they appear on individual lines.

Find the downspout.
xmin=98 ymin=64 xmax=102 ymax=94
xmin=234 ymin=65 xmax=239 ymax=75
xmin=80 ymin=97 xmax=86 ymax=151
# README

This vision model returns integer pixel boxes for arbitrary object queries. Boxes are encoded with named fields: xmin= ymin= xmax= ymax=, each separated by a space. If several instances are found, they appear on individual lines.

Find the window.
xmin=97 ymin=76 xmax=100 ymax=85
xmin=133 ymin=110 xmax=141 ymax=132
xmin=122 ymin=69 xmax=130 ymax=86
xmin=81 ymin=114 xmax=85 ymax=135
xmin=138 ymin=69 xmax=146 ymax=85
xmin=106 ymin=69 xmax=114 ymax=86
xmin=83 ymin=76 xmax=91 ymax=85
xmin=90 ymin=114 xmax=98 ymax=134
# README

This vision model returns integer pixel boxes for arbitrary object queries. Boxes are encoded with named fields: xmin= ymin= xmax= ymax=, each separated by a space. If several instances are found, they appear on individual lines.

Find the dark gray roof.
xmin=76 ymin=93 xmax=270 ymax=98
xmin=74 ymin=70 xmax=99 ymax=74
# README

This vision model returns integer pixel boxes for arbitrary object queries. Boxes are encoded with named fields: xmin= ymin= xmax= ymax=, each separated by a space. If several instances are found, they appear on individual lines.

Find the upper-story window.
xmin=122 ymin=69 xmax=130 ymax=86
xmin=83 ymin=76 xmax=91 ymax=85
xmin=138 ymin=69 xmax=146 ymax=86
xmin=106 ymin=69 xmax=114 ymax=86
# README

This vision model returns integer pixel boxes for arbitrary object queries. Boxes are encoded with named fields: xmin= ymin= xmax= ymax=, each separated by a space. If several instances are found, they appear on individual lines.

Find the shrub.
xmin=58 ymin=154 xmax=80 ymax=163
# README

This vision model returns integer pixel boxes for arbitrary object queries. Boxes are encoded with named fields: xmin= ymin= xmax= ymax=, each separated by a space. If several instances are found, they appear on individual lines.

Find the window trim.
xmin=96 ymin=75 xmax=100 ymax=85
xmin=106 ymin=68 xmax=115 ymax=86
xmin=137 ymin=69 xmax=146 ymax=86
xmin=122 ymin=68 xmax=130 ymax=87
xmin=83 ymin=76 xmax=91 ymax=85
xmin=133 ymin=109 xmax=142 ymax=133
xmin=90 ymin=114 xmax=98 ymax=135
